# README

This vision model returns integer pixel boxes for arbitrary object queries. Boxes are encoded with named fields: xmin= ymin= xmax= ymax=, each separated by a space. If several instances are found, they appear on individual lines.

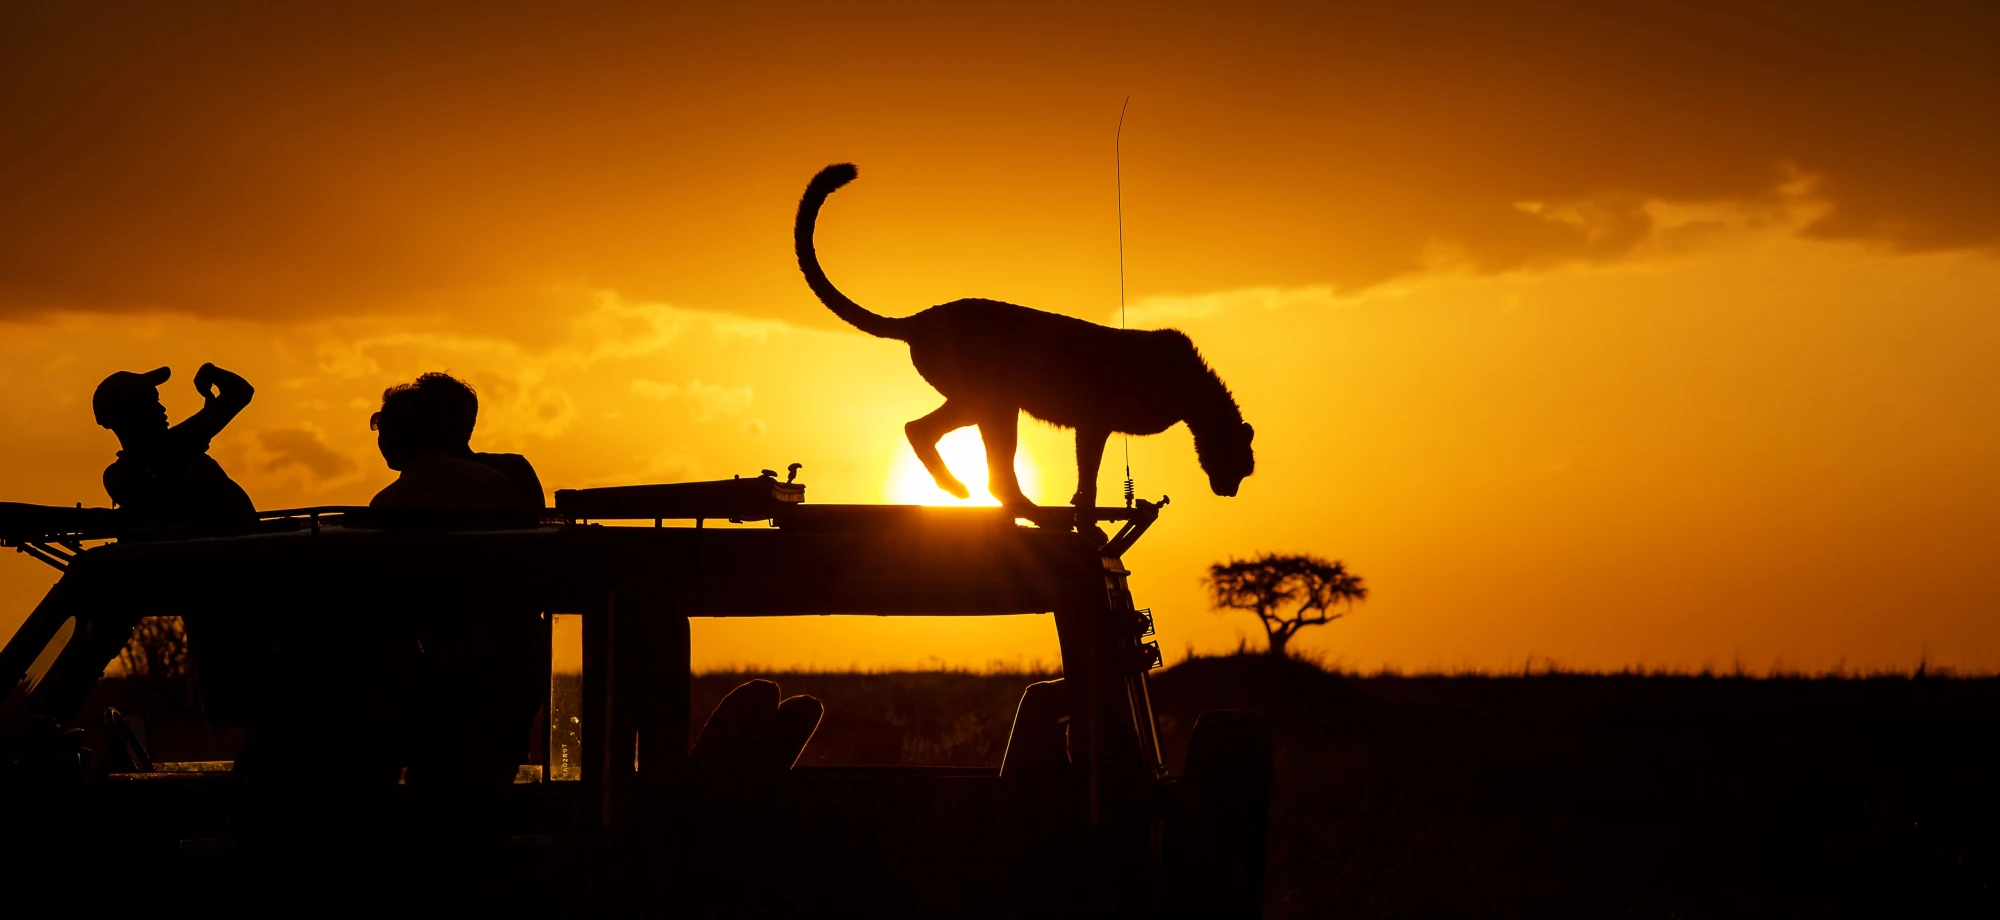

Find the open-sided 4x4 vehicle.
xmin=1 ymin=471 xmax=1270 ymax=916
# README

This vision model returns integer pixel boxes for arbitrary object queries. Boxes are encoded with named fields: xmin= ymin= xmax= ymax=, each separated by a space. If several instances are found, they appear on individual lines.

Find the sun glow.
xmin=882 ymin=427 xmax=1042 ymax=506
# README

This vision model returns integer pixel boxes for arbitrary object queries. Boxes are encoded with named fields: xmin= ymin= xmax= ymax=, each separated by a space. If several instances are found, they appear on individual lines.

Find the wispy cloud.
xmin=257 ymin=427 xmax=356 ymax=480
xmin=630 ymin=377 xmax=755 ymax=422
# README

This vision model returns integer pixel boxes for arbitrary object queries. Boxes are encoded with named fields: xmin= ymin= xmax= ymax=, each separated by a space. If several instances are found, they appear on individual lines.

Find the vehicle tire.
xmin=1167 ymin=709 xmax=1272 ymax=919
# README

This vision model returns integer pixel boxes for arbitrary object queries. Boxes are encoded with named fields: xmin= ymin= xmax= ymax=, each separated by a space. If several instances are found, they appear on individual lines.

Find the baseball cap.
xmin=92 ymin=366 xmax=171 ymax=428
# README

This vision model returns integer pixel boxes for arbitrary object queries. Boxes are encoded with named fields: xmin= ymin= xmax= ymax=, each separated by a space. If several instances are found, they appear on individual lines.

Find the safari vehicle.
xmin=0 ymin=471 xmax=1271 ymax=917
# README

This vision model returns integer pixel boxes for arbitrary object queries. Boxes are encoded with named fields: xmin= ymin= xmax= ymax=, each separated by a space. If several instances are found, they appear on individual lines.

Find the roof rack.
xmin=2 ymin=466 xmax=1174 ymax=570
xmin=555 ymin=468 xmax=1170 ymax=558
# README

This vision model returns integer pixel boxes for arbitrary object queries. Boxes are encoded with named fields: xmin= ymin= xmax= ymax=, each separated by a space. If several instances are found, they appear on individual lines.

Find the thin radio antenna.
xmin=1116 ymin=96 xmax=1134 ymax=508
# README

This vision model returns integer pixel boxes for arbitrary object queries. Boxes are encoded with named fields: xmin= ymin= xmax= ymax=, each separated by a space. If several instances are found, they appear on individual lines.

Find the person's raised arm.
xmin=176 ymin=362 xmax=255 ymax=448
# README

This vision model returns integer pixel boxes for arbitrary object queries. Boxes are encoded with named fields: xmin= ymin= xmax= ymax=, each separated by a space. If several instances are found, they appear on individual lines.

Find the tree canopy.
xmin=1204 ymin=553 xmax=1368 ymax=658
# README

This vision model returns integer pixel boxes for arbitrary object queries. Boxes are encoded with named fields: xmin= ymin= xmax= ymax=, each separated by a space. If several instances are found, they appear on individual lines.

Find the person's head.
xmin=373 ymin=373 xmax=474 ymax=470
xmin=418 ymin=372 xmax=480 ymax=453
xmin=94 ymin=367 xmax=172 ymax=446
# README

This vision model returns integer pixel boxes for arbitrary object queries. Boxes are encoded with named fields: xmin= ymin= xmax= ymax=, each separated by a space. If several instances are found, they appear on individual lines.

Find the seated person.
xmin=689 ymin=678 xmax=824 ymax=788
xmin=1000 ymin=678 xmax=1071 ymax=780
xmin=684 ymin=679 xmax=823 ymax=912
xmin=369 ymin=374 xmax=545 ymax=805
xmin=369 ymin=375 xmax=523 ymax=510
xmin=422 ymin=371 xmax=546 ymax=509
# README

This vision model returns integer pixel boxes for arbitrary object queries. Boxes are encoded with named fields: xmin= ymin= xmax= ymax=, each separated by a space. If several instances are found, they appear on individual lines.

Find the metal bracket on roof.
xmin=1099 ymin=495 xmax=1169 ymax=559
xmin=14 ymin=542 xmax=72 ymax=573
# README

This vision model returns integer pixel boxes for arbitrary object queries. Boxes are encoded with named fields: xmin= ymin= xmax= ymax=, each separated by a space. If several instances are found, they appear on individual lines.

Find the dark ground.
xmin=87 ymin=655 xmax=2000 ymax=918
xmin=1150 ymin=657 xmax=2000 ymax=918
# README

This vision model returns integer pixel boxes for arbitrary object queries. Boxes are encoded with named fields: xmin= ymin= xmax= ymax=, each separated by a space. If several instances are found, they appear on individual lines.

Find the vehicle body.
xmin=0 ymin=476 xmax=1269 ymax=916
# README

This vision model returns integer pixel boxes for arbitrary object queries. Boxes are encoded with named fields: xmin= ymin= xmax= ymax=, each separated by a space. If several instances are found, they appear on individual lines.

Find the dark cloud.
xmin=259 ymin=427 xmax=355 ymax=480
xmin=0 ymin=1 xmax=1993 ymax=323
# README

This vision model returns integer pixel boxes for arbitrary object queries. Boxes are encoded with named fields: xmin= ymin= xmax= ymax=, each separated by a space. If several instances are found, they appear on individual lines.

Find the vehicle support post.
xmin=581 ymin=600 xmax=610 ymax=832
xmin=601 ymin=589 xmax=690 ymax=833
xmin=1053 ymin=573 xmax=1155 ymax=911
xmin=20 ymin=580 xmax=145 ymax=725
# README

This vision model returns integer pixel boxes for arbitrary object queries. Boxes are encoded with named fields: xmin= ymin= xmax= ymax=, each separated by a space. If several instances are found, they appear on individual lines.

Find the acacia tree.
xmin=1204 ymin=553 xmax=1368 ymax=658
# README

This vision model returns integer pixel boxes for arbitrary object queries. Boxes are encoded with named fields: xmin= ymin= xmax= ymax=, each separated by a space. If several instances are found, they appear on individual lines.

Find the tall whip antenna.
xmin=1117 ymin=96 xmax=1134 ymax=508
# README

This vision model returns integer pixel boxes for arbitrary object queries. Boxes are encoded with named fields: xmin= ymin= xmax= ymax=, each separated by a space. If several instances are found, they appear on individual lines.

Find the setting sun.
xmin=881 ymin=427 xmax=1042 ymax=506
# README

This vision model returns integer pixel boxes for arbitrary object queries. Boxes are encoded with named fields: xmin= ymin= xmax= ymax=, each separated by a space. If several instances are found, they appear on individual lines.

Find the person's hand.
xmin=190 ymin=362 xmax=243 ymax=400
xmin=182 ymin=362 xmax=252 ymax=432
xmin=193 ymin=362 xmax=221 ymax=400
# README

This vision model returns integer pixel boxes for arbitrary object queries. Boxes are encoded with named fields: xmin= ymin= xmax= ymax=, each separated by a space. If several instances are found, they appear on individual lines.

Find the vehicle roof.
xmin=63 ymin=505 xmax=1114 ymax=617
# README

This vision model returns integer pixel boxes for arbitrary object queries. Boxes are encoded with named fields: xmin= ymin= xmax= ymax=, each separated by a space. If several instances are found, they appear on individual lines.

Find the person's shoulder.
xmin=370 ymin=477 xmax=409 ymax=508
xmin=440 ymin=457 xmax=519 ymax=504
xmin=102 ymin=452 xmax=152 ymax=486
xmin=374 ymin=457 xmax=519 ymax=509
xmin=456 ymin=459 xmax=523 ymax=507
xmin=472 ymin=451 xmax=537 ymax=474
xmin=103 ymin=457 xmax=129 ymax=495
xmin=471 ymin=452 xmax=544 ymax=506
xmin=446 ymin=455 xmax=513 ymax=482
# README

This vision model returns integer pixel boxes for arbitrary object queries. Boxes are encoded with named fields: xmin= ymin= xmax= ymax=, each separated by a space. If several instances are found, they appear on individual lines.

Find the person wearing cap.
xmin=94 ymin=363 xmax=289 ymax=856
xmin=94 ymin=363 xmax=256 ymax=525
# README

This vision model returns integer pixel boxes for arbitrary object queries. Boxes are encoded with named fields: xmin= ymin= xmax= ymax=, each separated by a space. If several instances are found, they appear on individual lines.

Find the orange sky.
xmin=3 ymin=1 xmax=1997 ymax=672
